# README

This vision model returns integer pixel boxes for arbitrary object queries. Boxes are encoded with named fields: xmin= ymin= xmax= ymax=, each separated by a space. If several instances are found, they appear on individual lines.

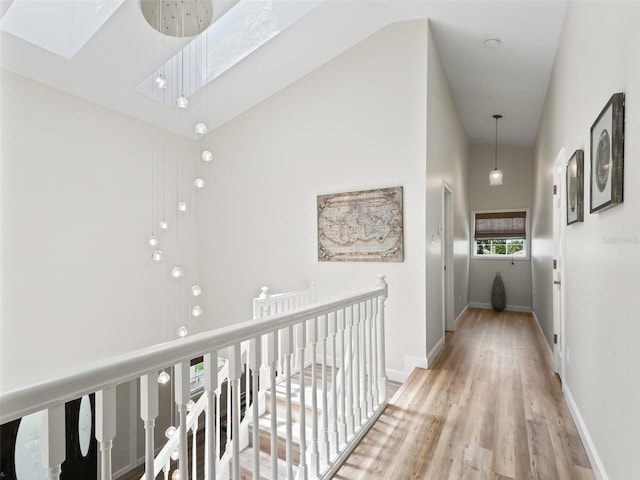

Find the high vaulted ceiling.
xmin=0 ymin=0 xmax=567 ymax=146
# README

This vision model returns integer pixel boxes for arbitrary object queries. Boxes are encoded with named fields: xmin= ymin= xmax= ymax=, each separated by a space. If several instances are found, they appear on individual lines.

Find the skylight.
xmin=137 ymin=0 xmax=322 ymax=105
xmin=0 ymin=0 xmax=125 ymax=59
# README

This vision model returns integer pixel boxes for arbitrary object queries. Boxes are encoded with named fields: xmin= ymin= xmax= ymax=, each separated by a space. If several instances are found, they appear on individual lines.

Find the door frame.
xmin=442 ymin=180 xmax=454 ymax=333
xmin=552 ymin=148 xmax=566 ymax=381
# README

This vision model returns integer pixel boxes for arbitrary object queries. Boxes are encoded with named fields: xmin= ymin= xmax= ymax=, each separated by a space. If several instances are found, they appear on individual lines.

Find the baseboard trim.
xmin=387 ymin=368 xmax=408 ymax=383
xmin=563 ymin=386 xmax=609 ymax=480
xmin=426 ymin=336 xmax=445 ymax=368
xmin=532 ymin=310 xmax=553 ymax=361
xmin=468 ymin=302 xmax=532 ymax=313
xmin=453 ymin=304 xmax=469 ymax=329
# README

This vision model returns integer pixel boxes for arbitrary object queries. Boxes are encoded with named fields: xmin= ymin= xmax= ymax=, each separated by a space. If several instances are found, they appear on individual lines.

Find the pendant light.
xmin=490 ymin=114 xmax=504 ymax=186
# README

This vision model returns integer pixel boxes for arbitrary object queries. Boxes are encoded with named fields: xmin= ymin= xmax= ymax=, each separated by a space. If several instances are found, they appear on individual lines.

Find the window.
xmin=472 ymin=209 xmax=529 ymax=259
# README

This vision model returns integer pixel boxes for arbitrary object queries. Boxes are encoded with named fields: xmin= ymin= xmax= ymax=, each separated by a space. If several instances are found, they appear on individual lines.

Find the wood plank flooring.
xmin=333 ymin=308 xmax=594 ymax=480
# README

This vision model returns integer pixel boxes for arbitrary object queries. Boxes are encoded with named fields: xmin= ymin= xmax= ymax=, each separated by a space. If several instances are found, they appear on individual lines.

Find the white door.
xmin=552 ymin=149 xmax=565 ymax=380
xmin=443 ymin=182 xmax=455 ymax=332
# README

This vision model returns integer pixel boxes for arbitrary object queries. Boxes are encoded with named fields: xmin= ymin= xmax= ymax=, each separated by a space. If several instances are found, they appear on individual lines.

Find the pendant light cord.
xmin=493 ymin=114 xmax=502 ymax=171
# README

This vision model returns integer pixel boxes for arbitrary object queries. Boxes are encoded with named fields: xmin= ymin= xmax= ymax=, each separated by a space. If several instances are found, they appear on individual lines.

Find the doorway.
xmin=442 ymin=181 xmax=455 ymax=332
xmin=552 ymin=148 xmax=566 ymax=381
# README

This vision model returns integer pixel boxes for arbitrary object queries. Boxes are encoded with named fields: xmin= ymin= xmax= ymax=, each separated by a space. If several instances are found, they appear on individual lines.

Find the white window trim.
xmin=471 ymin=208 xmax=531 ymax=260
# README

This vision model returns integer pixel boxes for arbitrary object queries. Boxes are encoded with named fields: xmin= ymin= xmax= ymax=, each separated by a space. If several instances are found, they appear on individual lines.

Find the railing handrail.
xmin=1 ymin=284 xmax=386 ymax=425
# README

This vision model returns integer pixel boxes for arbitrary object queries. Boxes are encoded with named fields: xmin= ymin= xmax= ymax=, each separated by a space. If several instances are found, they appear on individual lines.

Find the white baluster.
xmin=163 ymin=460 xmax=170 ymax=480
xmin=377 ymin=274 xmax=389 ymax=403
xmin=365 ymin=300 xmax=373 ymax=415
xmin=338 ymin=308 xmax=347 ymax=444
xmin=204 ymin=351 xmax=218 ymax=480
xmin=41 ymin=404 xmax=65 ymax=480
xmin=345 ymin=306 xmax=355 ymax=437
xmin=216 ymin=383 xmax=222 ymax=470
xmin=297 ymin=320 xmax=308 ymax=480
xmin=250 ymin=336 xmax=262 ymax=480
xmin=228 ymin=344 xmax=242 ymax=480
xmin=282 ymin=325 xmax=295 ymax=480
xmin=371 ymin=298 xmax=379 ymax=406
xmin=226 ymin=376 xmax=232 ymax=456
xmin=329 ymin=311 xmax=339 ymax=454
xmin=174 ymin=362 xmax=190 ymax=480
xmin=309 ymin=316 xmax=320 ymax=478
xmin=267 ymin=329 xmax=279 ymax=479
xmin=359 ymin=302 xmax=367 ymax=422
xmin=96 ymin=386 xmax=116 ymax=479
xmin=319 ymin=314 xmax=329 ymax=464
xmin=353 ymin=303 xmax=361 ymax=427
xmin=192 ymin=417 xmax=198 ymax=480
xmin=140 ymin=373 xmax=158 ymax=480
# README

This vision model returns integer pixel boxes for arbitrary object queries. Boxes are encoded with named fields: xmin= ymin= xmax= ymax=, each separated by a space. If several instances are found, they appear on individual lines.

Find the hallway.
xmin=334 ymin=308 xmax=594 ymax=479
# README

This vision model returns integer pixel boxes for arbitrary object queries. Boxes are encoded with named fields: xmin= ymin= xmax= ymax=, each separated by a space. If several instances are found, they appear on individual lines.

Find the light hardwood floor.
xmin=333 ymin=308 xmax=594 ymax=480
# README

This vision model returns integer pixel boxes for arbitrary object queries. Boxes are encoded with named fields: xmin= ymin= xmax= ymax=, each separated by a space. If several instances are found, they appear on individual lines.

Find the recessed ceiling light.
xmin=484 ymin=38 xmax=501 ymax=49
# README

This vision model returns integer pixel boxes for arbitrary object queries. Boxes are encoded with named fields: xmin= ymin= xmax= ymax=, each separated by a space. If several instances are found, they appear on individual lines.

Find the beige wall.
xmin=532 ymin=2 xmax=640 ymax=479
xmin=468 ymin=144 xmax=533 ymax=310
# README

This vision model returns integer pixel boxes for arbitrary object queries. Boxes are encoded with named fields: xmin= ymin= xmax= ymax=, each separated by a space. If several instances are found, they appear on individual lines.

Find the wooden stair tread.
xmin=239 ymin=447 xmax=298 ymax=480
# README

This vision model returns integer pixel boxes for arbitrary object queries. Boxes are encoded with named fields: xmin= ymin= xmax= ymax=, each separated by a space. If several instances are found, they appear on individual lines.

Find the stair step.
xmin=239 ymin=447 xmax=298 ymax=480
xmin=265 ymin=385 xmax=323 ymax=424
xmin=249 ymin=412 xmax=317 ymax=464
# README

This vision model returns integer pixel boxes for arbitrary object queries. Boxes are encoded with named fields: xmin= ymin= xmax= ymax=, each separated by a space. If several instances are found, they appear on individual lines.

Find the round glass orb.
xmin=187 ymin=400 xmax=195 ymax=412
xmin=165 ymin=426 xmax=176 ymax=439
xmin=171 ymin=449 xmax=180 ymax=462
xmin=152 ymin=250 xmax=163 ymax=262
xmin=158 ymin=370 xmax=170 ymax=384
xmin=177 ymin=326 xmax=188 ymax=337
xmin=171 ymin=266 xmax=184 ymax=278
xmin=195 ymin=122 xmax=208 ymax=135
xmin=155 ymin=75 xmax=167 ymax=89
xmin=176 ymin=95 xmax=189 ymax=109
xmin=201 ymin=150 xmax=213 ymax=162
xmin=191 ymin=284 xmax=202 ymax=297
xmin=177 ymin=201 xmax=187 ymax=212
xmin=193 ymin=178 xmax=205 ymax=189
xmin=159 ymin=219 xmax=169 ymax=230
xmin=148 ymin=234 xmax=158 ymax=247
xmin=191 ymin=305 xmax=203 ymax=317
xmin=171 ymin=469 xmax=180 ymax=479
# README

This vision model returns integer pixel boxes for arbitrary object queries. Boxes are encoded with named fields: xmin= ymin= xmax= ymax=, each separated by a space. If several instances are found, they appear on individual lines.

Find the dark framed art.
xmin=590 ymin=92 xmax=625 ymax=213
xmin=566 ymin=150 xmax=584 ymax=225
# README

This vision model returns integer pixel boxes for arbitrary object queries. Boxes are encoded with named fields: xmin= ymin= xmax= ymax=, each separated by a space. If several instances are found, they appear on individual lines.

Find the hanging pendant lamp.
xmin=490 ymin=114 xmax=504 ymax=186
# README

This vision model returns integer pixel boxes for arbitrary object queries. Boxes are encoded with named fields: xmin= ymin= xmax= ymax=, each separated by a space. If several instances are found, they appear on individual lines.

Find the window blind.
xmin=474 ymin=211 xmax=526 ymax=240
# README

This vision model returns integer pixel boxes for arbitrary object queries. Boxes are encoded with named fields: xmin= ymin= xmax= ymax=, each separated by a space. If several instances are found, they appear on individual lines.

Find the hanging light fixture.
xmin=490 ymin=114 xmax=504 ymax=186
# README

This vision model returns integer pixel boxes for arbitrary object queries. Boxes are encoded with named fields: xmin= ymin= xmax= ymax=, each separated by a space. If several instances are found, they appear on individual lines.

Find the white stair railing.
xmin=0 ymin=276 xmax=388 ymax=480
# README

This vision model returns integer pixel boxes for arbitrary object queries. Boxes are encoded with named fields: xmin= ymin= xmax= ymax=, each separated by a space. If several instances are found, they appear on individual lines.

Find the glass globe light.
xmin=165 ymin=426 xmax=176 ymax=439
xmin=155 ymin=75 xmax=167 ymax=89
xmin=187 ymin=400 xmax=195 ymax=411
xmin=152 ymin=250 xmax=163 ymax=262
xmin=177 ymin=326 xmax=188 ymax=337
xmin=193 ymin=178 xmax=205 ymax=189
xmin=195 ymin=122 xmax=208 ymax=135
xmin=191 ymin=284 xmax=202 ymax=297
xmin=191 ymin=305 xmax=203 ymax=317
xmin=171 ymin=449 xmax=180 ymax=462
xmin=158 ymin=370 xmax=170 ymax=384
xmin=201 ymin=150 xmax=213 ymax=162
xmin=159 ymin=219 xmax=169 ymax=230
xmin=176 ymin=95 xmax=189 ymax=109
xmin=148 ymin=234 xmax=158 ymax=247
xmin=177 ymin=201 xmax=187 ymax=212
xmin=171 ymin=266 xmax=184 ymax=278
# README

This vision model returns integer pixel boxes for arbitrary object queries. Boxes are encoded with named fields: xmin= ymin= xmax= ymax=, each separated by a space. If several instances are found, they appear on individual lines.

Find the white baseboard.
xmin=532 ymin=310 xmax=553 ymax=361
xmin=453 ymin=304 xmax=469 ymax=329
xmin=468 ymin=302 xmax=532 ymax=313
xmin=563 ymin=385 xmax=609 ymax=480
xmin=426 ymin=336 xmax=445 ymax=367
xmin=387 ymin=368 xmax=408 ymax=383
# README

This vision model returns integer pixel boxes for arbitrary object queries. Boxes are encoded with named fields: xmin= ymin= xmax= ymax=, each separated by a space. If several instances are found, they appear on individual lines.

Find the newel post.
xmin=376 ymin=274 xmax=388 ymax=403
xmin=140 ymin=373 xmax=158 ymax=480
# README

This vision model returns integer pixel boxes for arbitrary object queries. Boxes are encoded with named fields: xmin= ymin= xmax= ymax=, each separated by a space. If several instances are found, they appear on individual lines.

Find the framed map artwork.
xmin=317 ymin=186 xmax=404 ymax=262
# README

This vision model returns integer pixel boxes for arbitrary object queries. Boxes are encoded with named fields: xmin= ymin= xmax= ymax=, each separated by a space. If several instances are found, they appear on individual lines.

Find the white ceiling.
xmin=0 ymin=0 xmax=567 ymax=146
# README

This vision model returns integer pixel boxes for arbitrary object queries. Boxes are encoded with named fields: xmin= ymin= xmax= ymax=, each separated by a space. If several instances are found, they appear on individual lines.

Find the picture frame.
xmin=317 ymin=186 xmax=404 ymax=262
xmin=566 ymin=149 xmax=584 ymax=225
xmin=590 ymin=92 xmax=625 ymax=213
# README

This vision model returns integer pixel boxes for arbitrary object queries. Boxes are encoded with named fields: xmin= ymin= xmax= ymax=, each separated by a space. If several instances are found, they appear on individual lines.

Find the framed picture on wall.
xmin=590 ymin=92 xmax=625 ymax=213
xmin=566 ymin=149 xmax=584 ymax=225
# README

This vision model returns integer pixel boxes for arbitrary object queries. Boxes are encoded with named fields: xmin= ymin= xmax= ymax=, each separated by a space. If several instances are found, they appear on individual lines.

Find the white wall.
xmin=425 ymin=24 xmax=469 ymax=353
xmin=532 ymin=2 xmax=640 ymax=479
xmin=0 ymin=71 xmax=198 ymax=474
xmin=468 ymin=144 xmax=533 ymax=310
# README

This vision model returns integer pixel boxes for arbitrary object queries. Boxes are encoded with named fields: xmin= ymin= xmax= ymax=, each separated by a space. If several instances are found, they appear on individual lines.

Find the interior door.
xmin=552 ymin=149 xmax=565 ymax=380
